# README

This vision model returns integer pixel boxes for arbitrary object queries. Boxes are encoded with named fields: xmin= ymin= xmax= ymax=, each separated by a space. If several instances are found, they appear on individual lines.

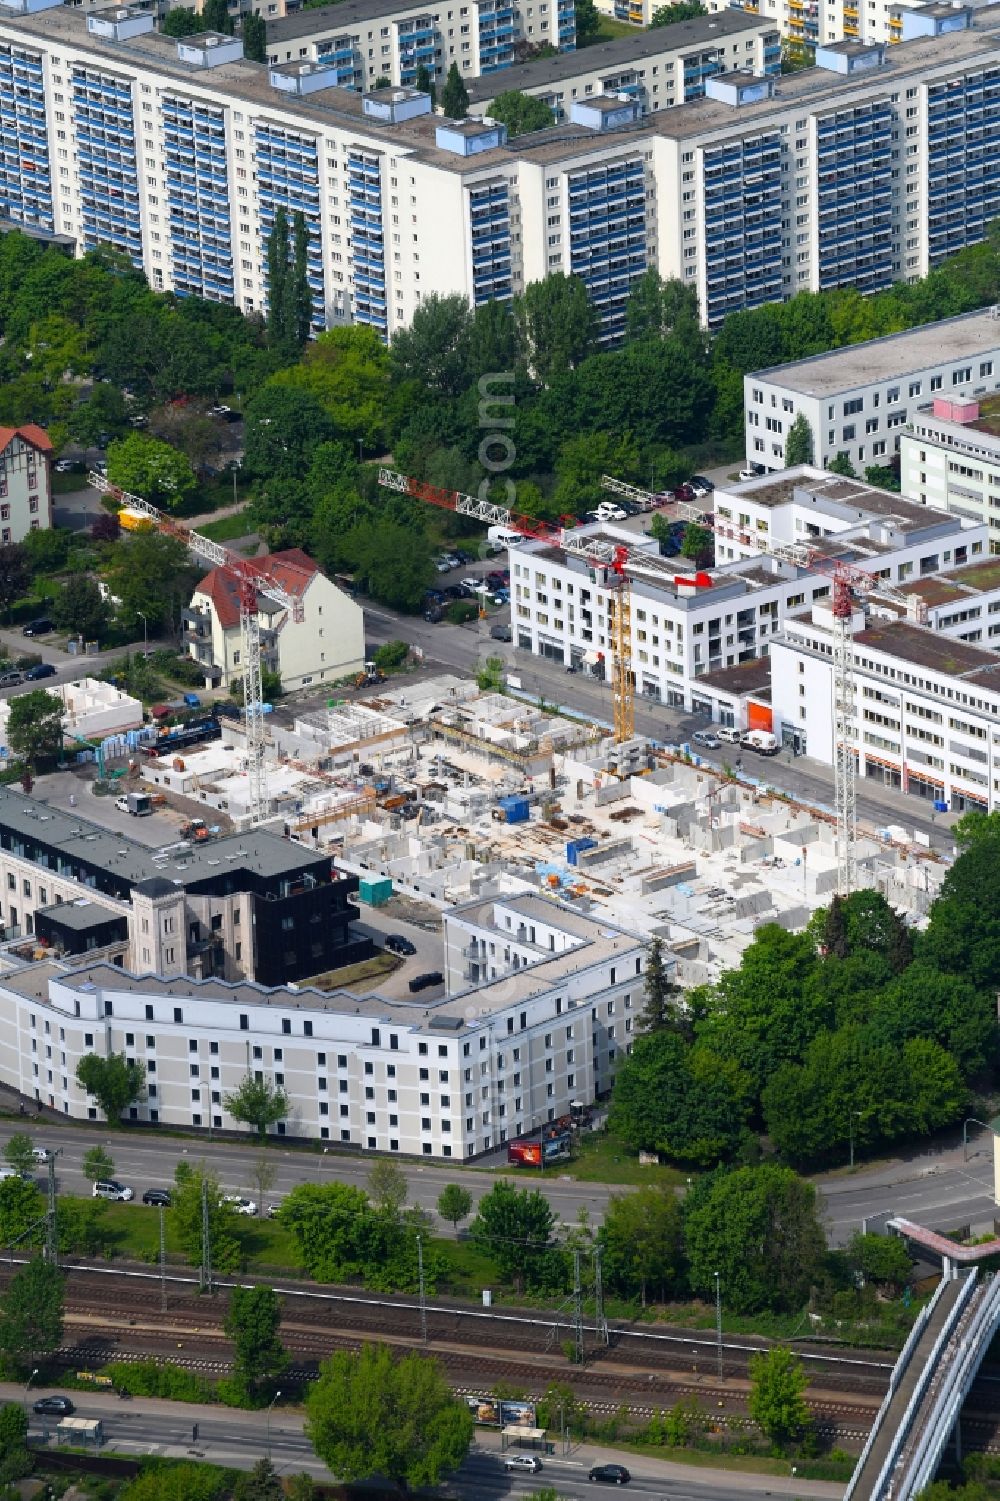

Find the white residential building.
xmin=745 ymin=308 xmax=1000 ymax=475
xmin=0 ymin=891 xmax=648 ymax=1154
xmin=710 ymin=0 xmax=988 ymax=52
xmin=0 ymin=423 xmax=52 ymax=543
xmin=264 ymin=0 xmax=576 ymax=87
xmin=465 ymin=12 xmax=781 ymax=122
xmin=184 ymin=548 xmax=364 ymax=691
xmin=902 ymin=392 xmax=1000 ymax=554
xmin=509 ymin=469 xmax=987 ymax=712
xmin=1 ymin=1 xmax=1000 ymax=339
xmin=769 ymin=606 xmax=1000 ymax=814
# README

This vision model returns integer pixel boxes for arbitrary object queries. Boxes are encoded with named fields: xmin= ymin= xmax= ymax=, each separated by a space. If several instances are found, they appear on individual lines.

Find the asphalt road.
xmin=1 ymin=1115 xmax=995 ymax=1247
xmin=12 ymin=1384 xmax=843 ymax=1498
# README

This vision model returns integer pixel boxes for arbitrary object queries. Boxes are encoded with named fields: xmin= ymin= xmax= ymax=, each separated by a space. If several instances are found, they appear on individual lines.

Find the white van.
xmin=741 ymin=729 xmax=779 ymax=755
xmin=717 ymin=726 xmax=742 ymax=745
xmin=487 ymin=525 xmax=523 ymax=551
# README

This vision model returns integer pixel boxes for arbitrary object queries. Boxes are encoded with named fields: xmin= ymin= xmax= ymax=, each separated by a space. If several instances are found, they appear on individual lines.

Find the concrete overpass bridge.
xmin=845 ymin=1219 xmax=1000 ymax=1500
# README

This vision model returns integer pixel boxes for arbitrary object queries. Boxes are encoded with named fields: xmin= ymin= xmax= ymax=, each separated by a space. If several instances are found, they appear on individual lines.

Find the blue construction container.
xmin=497 ymin=794 xmax=529 ymax=824
xmin=566 ymin=838 xmax=598 ymax=866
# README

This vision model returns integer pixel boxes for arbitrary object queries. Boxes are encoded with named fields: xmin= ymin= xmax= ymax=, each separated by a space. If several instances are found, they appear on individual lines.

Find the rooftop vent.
xmin=268 ymin=58 xmax=340 ymax=94
xmin=704 ymin=70 xmax=776 ymax=106
xmin=569 ymin=94 xmax=642 ymax=131
xmin=87 ymin=5 xmax=154 ymax=41
xmin=176 ymin=31 xmax=244 ymax=68
xmin=435 ymin=115 xmax=508 ymax=154
xmin=363 ymin=86 xmax=433 ymax=125
xmin=814 ymin=39 xmax=886 ymax=72
xmin=0 ymin=0 xmax=62 ymax=15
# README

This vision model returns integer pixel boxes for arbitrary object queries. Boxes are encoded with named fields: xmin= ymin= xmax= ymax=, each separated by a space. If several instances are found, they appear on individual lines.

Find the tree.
xmin=6 ymin=690 xmax=64 ymax=773
xmin=574 ymin=0 xmax=600 ymax=42
xmin=266 ymin=207 xmax=291 ymax=355
xmin=437 ymin=1184 xmax=473 ymax=1230
xmin=343 ymin=518 xmax=436 ymax=612
xmin=172 ymin=1161 xmax=240 ymax=1274
xmin=52 ymin=574 xmax=110 ymax=642
xmin=827 ymin=450 xmax=857 ymax=478
xmin=683 ymin=1165 xmax=826 ymax=1314
xmin=160 ymin=8 xmax=205 ymax=34
xmin=21 ymin=526 xmax=73 ymax=575
xmin=251 ymin=1153 xmax=278 ymax=1217
xmin=471 ymin=1181 xmax=555 ymax=1292
xmin=0 ymin=1402 xmax=31 ymax=1484
xmin=223 ymin=1073 xmax=289 ymax=1139
xmin=118 ymin=1462 xmax=230 ymax=1501
xmin=2 ymin=1132 xmax=34 ymax=1176
xmin=242 ymin=11 xmax=267 ymax=61
xmin=516 ymin=274 xmax=599 ymax=385
xmin=919 ymin=837 xmax=1000 ymax=992
xmin=414 ymin=62 xmax=435 ymax=102
xmin=202 ymin=0 xmax=234 ymax=32
xmin=748 ymin=1347 xmax=811 ymax=1448
xmin=650 ymin=0 xmax=705 ymax=21
xmin=108 ymin=530 xmax=197 ymax=636
xmin=233 ymin=1459 xmax=285 ymax=1501
xmin=440 ymin=62 xmax=470 ymax=119
xmin=83 ymin=1144 xmax=115 ymax=1182
xmin=390 ymin=293 xmax=473 ymax=399
xmin=243 ymin=384 xmax=335 ymax=488
xmin=306 ymin=1344 xmax=473 ymax=1489
xmin=283 ymin=1477 xmax=318 ymax=1501
xmin=0 ymin=1258 xmax=63 ymax=1374
xmin=783 ymin=411 xmax=814 ymax=467
xmin=598 ymin=1185 xmax=682 ymax=1304
xmin=846 ymin=1231 xmax=911 ymax=1292
xmin=0 ymin=543 xmax=28 ymax=618
xmin=637 ymin=937 xmax=683 ymax=1034
xmin=680 ymin=522 xmax=713 ymax=566
xmin=75 ymin=1051 xmax=147 ymax=1124
xmin=609 ymin=1030 xmax=749 ymax=1165
xmin=289 ymin=210 xmax=313 ymax=350
xmin=0 ymin=1175 xmax=44 ymax=1250
xmin=106 ymin=432 xmax=197 ymax=510
xmin=225 ymin=1285 xmax=286 ymax=1398
xmin=625 ymin=269 xmax=701 ymax=345
xmin=488 ymin=90 xmax=554 ymax=136
xmin=368 ymin=1160 xmax=408 ymax=1217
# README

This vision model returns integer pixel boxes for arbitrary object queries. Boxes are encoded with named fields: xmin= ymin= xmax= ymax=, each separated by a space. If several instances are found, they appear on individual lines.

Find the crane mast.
xmin=89 ymin=474 xmax=303 ymax=826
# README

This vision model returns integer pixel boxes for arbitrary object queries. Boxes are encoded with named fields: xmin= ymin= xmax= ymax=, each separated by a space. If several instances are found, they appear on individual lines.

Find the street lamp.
xmin=963 ymin=1116 xmax=993 ymax=1161
xmin=24 ymin=1367 xmax=39 ymax=1414
xmin=849 ymin=1109 xmax=862 ymax=1170
xmin=713 ymin=1272 xmax=722 ymax=1381
xmin=265 ymin=1389 xmax=282 ymax=1460
xmin=137 ymin=610 xmax=148 ymax=658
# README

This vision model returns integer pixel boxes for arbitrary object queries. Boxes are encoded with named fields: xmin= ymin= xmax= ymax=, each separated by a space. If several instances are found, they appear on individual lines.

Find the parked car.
xmin=692 ymin=730 xmax=720 ymax=749
xmin=490 ymin=624 xmax=512 ymax=643
xmin=408 ymin=971 xmax=444 ymax=993
xmin=142 ymin=1189 xmax=172 ymax=1207
xmin=54 ymin=459 xmax=76 ymax=473
xmin=384 ymin=934 xmax=417 ymax=956
xmin=435 ymin=558 xmax=451 ymax=573
xmin=717 ymin=726 xmax=742 ymax=744
xmin=589 ymin=1464 xmax=631 ymax=1485
xmin=93 ymin=1179 xmax=134 ymax=1201
xmin=32 ymin=1147 xmax=50 ymax=1163
xmin=739 ymin=463 xmax=765 ymax=481
xmin=210 ymin=404 xmax=231 ymax=417
xmin=423 ymin=606 xmax=444 ymax=624
xmin=22 ymin=618 xmax=52 ymax=637
xmin=33 ymin=1396 xmax=74 ymax=1417
xmin=674 ymin=483 xmax=696 ymax=502
xmin=460 ymin=576 xmax=484 ymax=592
xmin=222 ymin=1195 xmax=257 ymax=1216
xmin=25 ymin=663 xmax=56 ymax=680
xmin=0 ymin=671 xmax=23 ymax=688
xmin=267 ymin=1200 xmax=283 ymax=1219
xmin=504 ymin=1455 xmax=543 ymax=1473
xmin=690 ymin=474 xmax=715 ymax=494
xmin=491 ymin=589 xmax=510 ymax=605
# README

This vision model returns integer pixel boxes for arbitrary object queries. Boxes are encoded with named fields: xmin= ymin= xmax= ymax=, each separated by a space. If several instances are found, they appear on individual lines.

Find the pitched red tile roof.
xmin=0 ymin=424 xmax=54 ymax=455
xmin=194 ymin=548 xmax=319 ymax=630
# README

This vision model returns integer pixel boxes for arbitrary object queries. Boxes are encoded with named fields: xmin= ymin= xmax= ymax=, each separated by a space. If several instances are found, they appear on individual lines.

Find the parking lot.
xmin=345 ymin=901 xmax=445 ymax=1001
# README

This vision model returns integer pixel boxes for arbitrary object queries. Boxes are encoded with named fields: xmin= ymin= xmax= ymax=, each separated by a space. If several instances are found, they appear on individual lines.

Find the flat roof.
xmin=695 ymin=658 xmax=771 ymax=695
xmin=6 ymin=2 xmax=1000 ymax=178
xmin=750 ymin=307 xmax=1000 ymax=398
xmin=728 ymin=470 xmax=956 ymax=530
xmin=854 ymin=620 xmax=1000 ymax=679
xmin=465 ymin=11 xmax=773 ymax=100
xmin=35 ymin=899 xmax=124 ymax=933
xmin=11 ymin=893 xmax=645 ymax=1029
xmin=0 ymin=783 xmax=329 ymax=889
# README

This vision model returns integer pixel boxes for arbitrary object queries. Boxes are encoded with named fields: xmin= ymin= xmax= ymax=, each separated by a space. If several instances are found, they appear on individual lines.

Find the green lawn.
xmin=199 ymin=509 xmax=255 ymax=542
xmin=96 ymin=1200 xmax=303 ymax=1274
xmin=51 ymin=471 xmax=91 ymax=494
xmin=587 ymin=13 xmax=639 ymax=40
xmin=533 ymin=1132 xmax=688 ymax=1188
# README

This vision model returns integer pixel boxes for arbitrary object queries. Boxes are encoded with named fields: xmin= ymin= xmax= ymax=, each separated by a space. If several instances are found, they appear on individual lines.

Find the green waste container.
xmin=359 ymin=876 xmax=393 ymax=906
